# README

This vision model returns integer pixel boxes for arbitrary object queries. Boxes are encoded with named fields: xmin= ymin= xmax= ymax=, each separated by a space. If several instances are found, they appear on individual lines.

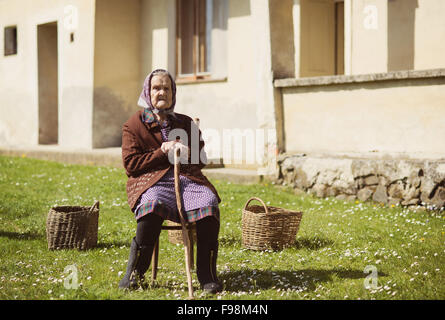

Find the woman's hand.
xmin=160 ymin=140 xmax=178 ymax=154
xmin=161 ymin=141 xmax=189 ymax=163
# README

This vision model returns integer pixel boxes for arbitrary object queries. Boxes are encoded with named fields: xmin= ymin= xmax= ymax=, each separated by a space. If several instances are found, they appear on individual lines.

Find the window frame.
xmin=176 ymin=0 xmax=212 ymax=82
xmin=334 ymin=0 xmax=345 ymax=75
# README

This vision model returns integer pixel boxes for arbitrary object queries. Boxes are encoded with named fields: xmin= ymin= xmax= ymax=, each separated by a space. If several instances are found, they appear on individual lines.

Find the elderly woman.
xmin=118 ymin=69 xmax=222 ymax=294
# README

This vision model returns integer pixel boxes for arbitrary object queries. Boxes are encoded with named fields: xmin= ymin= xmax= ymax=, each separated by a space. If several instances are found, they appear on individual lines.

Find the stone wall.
xmin=277 ymin=154 xmax=445 ymax=210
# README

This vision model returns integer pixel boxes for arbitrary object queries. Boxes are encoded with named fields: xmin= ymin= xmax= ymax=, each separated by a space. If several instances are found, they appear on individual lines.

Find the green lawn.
xmin=0 ymin=155 xmax=444 ymax=300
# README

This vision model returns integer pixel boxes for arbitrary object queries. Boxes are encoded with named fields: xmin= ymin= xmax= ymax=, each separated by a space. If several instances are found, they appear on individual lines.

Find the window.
xmin=4 ymin=26 xmax=17 ymax=56
xmin=176 ymin=0 xmax=227 ymax=80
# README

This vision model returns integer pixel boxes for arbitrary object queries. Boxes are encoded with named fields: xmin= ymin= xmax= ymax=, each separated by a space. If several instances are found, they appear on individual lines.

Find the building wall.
xmin=280 ymin=72 xmax=445 ymax=158
xmin=93 ymin=0 xmax=141 ymax=148
xmin=269 ymin=0 xmax=295 ymax=79
xmin=413 ymin=0 xmax=445 ymax=70
xmin=176 ymin=0 xmax=260 ymax=165
xmin=276 ymin=69 xmax=445 ymax=209
xmin=140 ymin=0 xmax=176 ymax=79
xmin=292 ymin=0 xmax=445 ymax=77
xmin=350 ymin=0 xmax=445 ymax=74
xmin=386 ymin=0 xmax=445 ymax=72
xmin=140 ymin=0 xmax=277 ymax=168
xmin=350 ymin=0 xmax=388 ymax=74
xmin=387 ymin=0 xmax=417 ymax=71
xmin=276 ymin=0 xmax=445 ymax=208
xmin=0 ymin=0 xmax=96 ymax=148
xmin=281 ymin=0 xmax=445 ymax=158
xmin=0 ymin=0 xmax=279 ymax=167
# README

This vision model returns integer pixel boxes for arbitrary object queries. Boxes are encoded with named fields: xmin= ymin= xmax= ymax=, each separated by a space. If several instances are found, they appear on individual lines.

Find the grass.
xmin=0 ymin=155 xmax=444 ymax=300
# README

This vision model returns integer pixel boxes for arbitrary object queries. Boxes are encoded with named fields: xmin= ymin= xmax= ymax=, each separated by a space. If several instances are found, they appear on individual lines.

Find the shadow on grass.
xmin=219 ymin=235 xmax=334 ymax=251
xmin=0 ymin=230 xmax=44 ymax=241
xmin=294 ymin=237 xmax=334 ymax=250
xmin=219 ymin=268 xmax=386 ymax=293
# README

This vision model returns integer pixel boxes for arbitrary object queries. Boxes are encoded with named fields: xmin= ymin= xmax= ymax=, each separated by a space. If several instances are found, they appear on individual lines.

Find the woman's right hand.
xmin=161 ymin=141 xmax=189 ymax=163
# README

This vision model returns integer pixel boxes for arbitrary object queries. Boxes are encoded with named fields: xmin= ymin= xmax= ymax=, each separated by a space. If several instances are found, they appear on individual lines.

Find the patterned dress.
xmin=134 ymin=115 xmax=219 ymax=223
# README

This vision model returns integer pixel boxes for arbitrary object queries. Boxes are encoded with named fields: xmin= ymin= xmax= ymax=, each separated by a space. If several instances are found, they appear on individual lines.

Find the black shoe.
xmin=202 ymin=281 xmax=223 ymax=294
xmin=118 ymin=237 xmax=153 ymax=290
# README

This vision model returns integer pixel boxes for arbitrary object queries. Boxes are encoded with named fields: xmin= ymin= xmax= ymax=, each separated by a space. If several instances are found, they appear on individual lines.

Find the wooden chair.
xmin=150 ymin=118 xmax=200 ymax=300
xmin=150 ymin=222 xmax=196 ymax=291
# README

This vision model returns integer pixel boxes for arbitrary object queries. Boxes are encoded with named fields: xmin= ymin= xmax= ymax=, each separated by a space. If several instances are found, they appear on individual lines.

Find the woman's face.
xmin=150 ymin=74 xmax=173 ymax=110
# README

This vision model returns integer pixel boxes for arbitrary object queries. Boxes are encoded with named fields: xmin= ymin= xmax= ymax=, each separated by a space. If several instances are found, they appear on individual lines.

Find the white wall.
xmin=351 ymin=0 xmax=388 ymax=74
xmin=93 ymin=0 xmax=141 ymax=148
xmin=0 ymin=0 xmax=96 ymax=148
xmin=281 ymin=76 xmax=445 ymax=158
xmin=414 ymin=0 xmax=445 ymax=70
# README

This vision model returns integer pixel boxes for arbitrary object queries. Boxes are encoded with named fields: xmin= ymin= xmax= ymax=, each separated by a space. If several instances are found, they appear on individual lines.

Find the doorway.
xmin=299 ymin=0 xmax=344 ymax=77
xmin=37 ymin=22 xmax=58 ymax=145
xmin=335 ymin=0 xmax=344 ymax=75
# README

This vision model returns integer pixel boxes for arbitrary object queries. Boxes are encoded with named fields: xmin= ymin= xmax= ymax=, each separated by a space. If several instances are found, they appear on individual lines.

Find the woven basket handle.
xmin=89 ymin=201 xmax=100 ymax=214
xmin=243 ymin=197 xmax=269 ymax=214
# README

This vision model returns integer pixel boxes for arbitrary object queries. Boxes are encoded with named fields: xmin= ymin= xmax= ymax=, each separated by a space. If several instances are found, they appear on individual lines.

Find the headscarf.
xmin=137 ymin=69 xmax=177 ymax=117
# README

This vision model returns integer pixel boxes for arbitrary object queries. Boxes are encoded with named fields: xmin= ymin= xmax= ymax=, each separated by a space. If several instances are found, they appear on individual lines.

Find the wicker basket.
xmin=242 ymin=197 xmax=303 ymax=251
xmin=46 ymin=201 xmax=100 ymax=250
xmin=167 ymin=220 xmax=197 ymax=245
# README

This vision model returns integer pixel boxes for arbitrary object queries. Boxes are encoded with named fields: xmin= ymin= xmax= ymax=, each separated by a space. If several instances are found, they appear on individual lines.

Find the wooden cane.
xmin=174 ymin=141 xmax=194 ymax=300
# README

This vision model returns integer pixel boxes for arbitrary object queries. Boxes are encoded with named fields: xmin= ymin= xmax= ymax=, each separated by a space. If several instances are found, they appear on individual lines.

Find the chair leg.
xmin=151 ymin=238 xmax=159 ymax=286
xmin=149 ymin=228 xmax=194 ymax=288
